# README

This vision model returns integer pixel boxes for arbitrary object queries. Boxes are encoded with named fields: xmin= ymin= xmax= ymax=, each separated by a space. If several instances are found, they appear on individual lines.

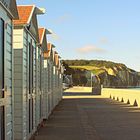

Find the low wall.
xmin=102 ymin=88 xmax=140 ymax=107
xmin=65 ymin=86 xmax=92 ymax=93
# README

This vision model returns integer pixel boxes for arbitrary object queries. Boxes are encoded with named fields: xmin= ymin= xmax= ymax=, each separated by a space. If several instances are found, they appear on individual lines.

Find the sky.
xmin=17 ymin=0 xmax=140 ymax=71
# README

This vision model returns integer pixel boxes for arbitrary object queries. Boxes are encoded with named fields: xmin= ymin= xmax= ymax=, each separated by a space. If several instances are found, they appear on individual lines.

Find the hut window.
xmin=0 ymin=18 xmax=5 ymax=140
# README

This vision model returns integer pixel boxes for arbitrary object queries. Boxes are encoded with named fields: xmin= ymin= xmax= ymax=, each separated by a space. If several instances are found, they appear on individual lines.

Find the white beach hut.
xmin=13 ymin=5 xmax=45 ymax=140
xmin=38 ymin=28 xmax=51 ymax=122
xmin=43 ymin=43 xmax=56 ymax=117
xmin=0 ymin=0 xmax=18 ymax=140
xmin=54 ymin=53 xmax=63 ymax=105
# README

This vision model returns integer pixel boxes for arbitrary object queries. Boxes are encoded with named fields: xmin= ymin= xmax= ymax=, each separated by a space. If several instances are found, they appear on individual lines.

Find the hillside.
xmin=63 ymin=60 xmax=140 ymax=87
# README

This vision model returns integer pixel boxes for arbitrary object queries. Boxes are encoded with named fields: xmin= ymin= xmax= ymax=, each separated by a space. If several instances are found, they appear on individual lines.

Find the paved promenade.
xmin=35 ymin=87 xmax=140 ymax=140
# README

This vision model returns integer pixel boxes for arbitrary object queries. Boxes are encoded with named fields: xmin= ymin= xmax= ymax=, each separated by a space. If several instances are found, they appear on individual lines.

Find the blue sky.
xmin=17 ymin=0 xmax=140 ymax=71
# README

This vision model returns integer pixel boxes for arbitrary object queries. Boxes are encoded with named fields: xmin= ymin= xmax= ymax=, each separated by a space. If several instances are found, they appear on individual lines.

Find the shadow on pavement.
xmin=35 ymin=91 xmax=140 ymax=140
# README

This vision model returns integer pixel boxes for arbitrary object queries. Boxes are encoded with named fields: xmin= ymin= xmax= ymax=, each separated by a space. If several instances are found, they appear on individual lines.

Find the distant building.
xmin=91 ymin=74 xmax=101 ymax=95
xmin=63 ymin=74 xmax=73 ymax=87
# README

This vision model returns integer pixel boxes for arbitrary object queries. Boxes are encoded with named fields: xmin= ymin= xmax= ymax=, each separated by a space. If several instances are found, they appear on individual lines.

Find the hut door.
xmin=0 ymin=18 xmax=5 ymax=140
xmin=29 ymin=41 xmax=34 ymax=133
xmin=40 ymin=54 xmax=42 ymax=118
xmin=48 ymin=65 xmax=51 ymax=113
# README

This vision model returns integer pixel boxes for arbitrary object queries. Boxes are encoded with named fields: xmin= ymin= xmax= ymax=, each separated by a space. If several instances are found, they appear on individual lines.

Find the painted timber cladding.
xmin=40 ymin=54 xmax=46 ymax=119
xmin=50 ymin=61 xmax=54 ymax=110
xmin=13 ymin=28 xmax=37 ymax=140
xmin=43 ymin=58 xmax=53 ymax=117
xmin=12 ymin=4 xmax=64 ymax=140
xmin=40 ymin=52 xmax=45 ymax=118
xmin=43 ymin=59 xmax=49 ymax=118
xmin=36 ymin=46 xmax=43 ymax=126
xmin=53 ymin=66 xmax=58 ymax=107
xmin=43 ymin=58 xmax=53 ymax=118
xmin=0 ymin=4 xmax=14 ymax=140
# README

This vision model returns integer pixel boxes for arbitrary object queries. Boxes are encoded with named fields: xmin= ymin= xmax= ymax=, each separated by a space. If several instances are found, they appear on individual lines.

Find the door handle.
xmin=2 ymin=88 xmax=5 ymax=91
xmin=0 ymin=88 xmax=5 ymax=92
xmin=1 ymin=86 xmax=7 ymax=92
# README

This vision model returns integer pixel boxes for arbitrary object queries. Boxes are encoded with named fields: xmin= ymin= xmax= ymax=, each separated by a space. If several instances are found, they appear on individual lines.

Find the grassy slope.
xmin=70 ymin=66 xmax=105 ymax=75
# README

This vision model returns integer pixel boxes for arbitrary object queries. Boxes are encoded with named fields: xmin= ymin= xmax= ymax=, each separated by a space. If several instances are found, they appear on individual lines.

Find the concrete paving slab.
xmin=35 ymin=88 xmax=140 ymax=140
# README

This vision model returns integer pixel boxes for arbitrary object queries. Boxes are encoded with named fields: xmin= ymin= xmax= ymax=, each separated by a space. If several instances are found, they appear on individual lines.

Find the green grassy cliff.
xmin=63 ymin=60 xmax=140 ymax=87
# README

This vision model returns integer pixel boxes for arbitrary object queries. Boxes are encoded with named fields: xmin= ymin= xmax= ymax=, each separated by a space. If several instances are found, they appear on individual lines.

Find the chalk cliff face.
xmin=62 ymin=60 xmax=140 ymax=87
xmin=98 ymin=66 xmax=140 ymax=87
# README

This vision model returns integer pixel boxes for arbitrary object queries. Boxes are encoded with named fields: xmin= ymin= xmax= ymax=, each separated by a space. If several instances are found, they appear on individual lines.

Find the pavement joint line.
xmin=77 ymin=104 xmax=101 ymax=140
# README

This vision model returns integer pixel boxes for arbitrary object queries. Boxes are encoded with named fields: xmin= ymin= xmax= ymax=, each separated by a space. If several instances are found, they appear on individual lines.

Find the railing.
xmin=102 ymin=88 xmax=140 ymax=107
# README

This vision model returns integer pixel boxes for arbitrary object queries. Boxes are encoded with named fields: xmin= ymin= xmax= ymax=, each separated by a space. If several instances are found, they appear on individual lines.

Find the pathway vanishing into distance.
xmin=35 ymin=87 xmax=140 ymax=140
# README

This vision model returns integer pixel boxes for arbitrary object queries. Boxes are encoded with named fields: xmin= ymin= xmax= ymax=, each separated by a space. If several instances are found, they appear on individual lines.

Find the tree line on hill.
xmin=63 ymin=59 xmax=128 ymax=69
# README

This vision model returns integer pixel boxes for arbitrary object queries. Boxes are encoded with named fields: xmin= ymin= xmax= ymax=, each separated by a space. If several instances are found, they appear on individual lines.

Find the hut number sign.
xmin=44 ymin=60 xmax=47 ymax=68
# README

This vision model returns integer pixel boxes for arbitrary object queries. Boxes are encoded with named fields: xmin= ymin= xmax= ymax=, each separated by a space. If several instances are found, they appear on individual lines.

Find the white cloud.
xmin=99 ymin=37 xmax=109 ymax=45
xmin=77 ymin=45 xmax=106 ymax=54
xmin=54 ymin=14 xmax=71 ymax=24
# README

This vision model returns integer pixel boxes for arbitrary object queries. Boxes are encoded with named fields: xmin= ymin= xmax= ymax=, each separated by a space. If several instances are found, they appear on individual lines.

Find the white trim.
xmin=35 ymin=7 xmax=46 ymax=15
xmin=46 ymin=29 xmax=52 ymax=34
xmin=27 ymin=5 xmax=35 ymax=24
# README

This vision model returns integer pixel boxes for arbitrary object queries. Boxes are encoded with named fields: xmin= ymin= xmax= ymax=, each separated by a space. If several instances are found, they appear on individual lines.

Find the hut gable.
xmin=13 ymin=5 xmax=45 ymax=42
xmin=39 ymin=28 xmax=47 ymax=52
xmin=44 ymin=43 xmax=55 ymax=60
xmin=13 ymin=5 xmax=34 ymax=25
xmin=54 ymin=52 xmax=59 ymax=67
xmin=0 ymin=0 xmax=19 ymax=19
xmin=45 ymin=43 xmax=51 ymax=59
xmin=9 ymin=0 xmax=19 ymax=19
xmin=39 ymin=28 xmax=44 ymax=44
xmin=29 ymin=10 xmax=40 ymax=42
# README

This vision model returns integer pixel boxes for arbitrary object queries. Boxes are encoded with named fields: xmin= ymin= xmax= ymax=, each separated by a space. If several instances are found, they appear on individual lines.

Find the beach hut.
xmin=54 ymin=53 xmax=63 ymax=104
xmin=51 ymin=47 xmax=58 ymax=110
xmin=0 ymin=0 xmax=18 ymax=140
xmin=52 ymin=51 xmax=57 ymax=108
xmin=57 ymin=59 xmax=63 ymax=102
xmin=53 ymin=52 xmax=60 ymax=106
xmin=38 ymin=28 xmax=51 ymax=121
xmin=13 ymin=5 xmax=45 ymax=140
xmin=43 ymin=43 xmax=55 ymax=117
xmin=37 ymin=27 xmax=47 ymax=125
